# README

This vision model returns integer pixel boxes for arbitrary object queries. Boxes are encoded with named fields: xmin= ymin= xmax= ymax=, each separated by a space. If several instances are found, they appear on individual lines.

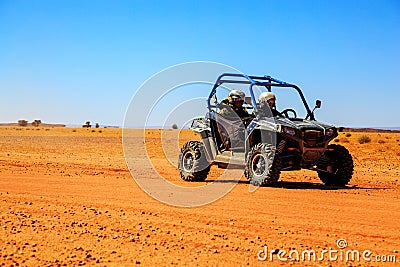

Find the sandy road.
xmin=0 ymin=127 xmax=399 ymax=266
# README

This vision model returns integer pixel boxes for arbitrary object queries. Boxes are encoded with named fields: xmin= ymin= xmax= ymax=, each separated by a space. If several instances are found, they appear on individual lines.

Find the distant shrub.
xmin=18 ymin=120 xmax=28 ymax=126
xmin=172 ymin=123 xmax=178 ymax=129
xmin=98 ymin=130 xmax=102 ymax=133
xmin=341 ymin=138 xmax=350 ymax=143
xmin=358 ymin=135 xmax=371 ymax=144
xmin=345 ymin=133 xmax=352 ymax=137
xmin=334 ymin=138 xmax=340 ymax=142
xmin=72 ymin=129 xmax=77 ymax=132
xmin=377 ymin=139 xmax=385 ymax=144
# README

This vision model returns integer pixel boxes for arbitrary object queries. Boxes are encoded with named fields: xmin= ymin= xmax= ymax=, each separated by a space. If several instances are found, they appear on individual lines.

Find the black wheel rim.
xmin=182 ymin=151 xmax=195 ymax=172
xmin=251 ymin=154 xmax=266 ymax=176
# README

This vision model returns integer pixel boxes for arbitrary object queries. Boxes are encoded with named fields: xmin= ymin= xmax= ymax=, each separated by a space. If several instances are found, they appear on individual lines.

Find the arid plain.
xmin=0 ymin=127 xmax=399 ymax=266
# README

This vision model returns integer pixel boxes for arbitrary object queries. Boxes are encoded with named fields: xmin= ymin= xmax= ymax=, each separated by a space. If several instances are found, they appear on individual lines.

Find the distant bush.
xmin=341 ymin=138 xmax=350 ymax=143
xmin=358 ymin=135 xmax=371 ymax=144
xmin=334 ymin=138 xmax=340 ymax=143
xmin=377 ymin=139 xmax=385 ymax=144
xmin=345 ymin=133 xmax=352 ymax=137
xmin=18 ymin=120 xmax=28 ymax=126
xmin=172 ymin=123 xmax=178 ymax=129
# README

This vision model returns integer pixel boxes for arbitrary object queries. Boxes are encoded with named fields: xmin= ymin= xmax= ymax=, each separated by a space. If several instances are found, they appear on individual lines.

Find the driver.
xmin=258 ymin=92 xmax=281 ymax=117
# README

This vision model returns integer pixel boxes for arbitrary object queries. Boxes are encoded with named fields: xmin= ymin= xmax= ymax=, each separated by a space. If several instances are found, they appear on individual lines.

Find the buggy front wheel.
xmin=245 ymin=143 xmax=281 ymax=186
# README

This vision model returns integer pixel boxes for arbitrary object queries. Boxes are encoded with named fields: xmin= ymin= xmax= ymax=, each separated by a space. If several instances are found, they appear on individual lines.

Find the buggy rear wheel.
xmin=178 ymin=141 xmax=210 ymax=182
xmin=251 ymin=154 xmax=267 ymax=176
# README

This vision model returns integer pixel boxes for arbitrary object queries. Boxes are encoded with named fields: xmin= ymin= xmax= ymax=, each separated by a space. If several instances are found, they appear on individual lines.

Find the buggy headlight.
xmin=326 ymin=128 xmax=334 ymax=137
xmin=283 ymin=127 xmax=296 ymax=136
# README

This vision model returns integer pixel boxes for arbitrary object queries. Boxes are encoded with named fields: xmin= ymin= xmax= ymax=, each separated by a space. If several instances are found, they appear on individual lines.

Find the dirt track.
xmin=0 ymin=127 xmax=399 ymax=266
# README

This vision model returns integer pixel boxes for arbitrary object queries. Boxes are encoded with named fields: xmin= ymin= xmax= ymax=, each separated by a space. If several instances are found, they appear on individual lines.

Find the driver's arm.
xmin=272 ymin=109 xmax=282 ymax=117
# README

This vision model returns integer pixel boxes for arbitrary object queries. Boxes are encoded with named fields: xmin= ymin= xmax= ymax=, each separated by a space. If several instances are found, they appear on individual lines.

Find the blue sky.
xmin=0 ymin=0 xmax=399 ymax=127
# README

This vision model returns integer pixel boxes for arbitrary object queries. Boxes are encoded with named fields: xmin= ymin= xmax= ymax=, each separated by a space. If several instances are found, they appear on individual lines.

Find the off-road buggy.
xmin=178 ymin=73 xmax=354 ymax=186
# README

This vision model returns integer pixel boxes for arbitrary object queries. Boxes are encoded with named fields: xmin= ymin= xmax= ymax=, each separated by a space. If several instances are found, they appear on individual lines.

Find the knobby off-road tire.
xmin=318 ymin=144 xmax=354 ymax=186
xmin=245 ymin=143 xmax=281 ymax=186
xmin=178 ymin=141 xmax=211 ymax=182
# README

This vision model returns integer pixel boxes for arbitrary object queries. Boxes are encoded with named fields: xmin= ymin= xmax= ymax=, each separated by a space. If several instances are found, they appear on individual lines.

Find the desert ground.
xmin=0 ymin=127 xmax=399 ymax=266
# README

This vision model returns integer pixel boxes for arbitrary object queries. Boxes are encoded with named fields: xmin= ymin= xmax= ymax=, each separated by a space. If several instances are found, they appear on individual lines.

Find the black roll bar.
xmin=207 ymin=73 xmax=315 ymax=120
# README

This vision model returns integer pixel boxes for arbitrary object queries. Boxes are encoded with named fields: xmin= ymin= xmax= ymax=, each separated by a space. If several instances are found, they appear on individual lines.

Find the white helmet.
xmin=228 ymin=89 xmax=245 ymax=99
xmin=259 ymin=92 xmax=276 ymax=103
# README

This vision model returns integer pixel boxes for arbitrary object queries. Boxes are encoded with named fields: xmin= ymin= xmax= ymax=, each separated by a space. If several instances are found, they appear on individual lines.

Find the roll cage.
xmin=207 ymin=73 xmax=315 ymax=121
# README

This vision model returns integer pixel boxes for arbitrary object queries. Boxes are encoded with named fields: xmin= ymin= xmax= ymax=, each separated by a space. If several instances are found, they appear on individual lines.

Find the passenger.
xmin=219 ymin=89 xmax=250 ymax=119
xmin=217 ymin=89 xmax=251 ymax=150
